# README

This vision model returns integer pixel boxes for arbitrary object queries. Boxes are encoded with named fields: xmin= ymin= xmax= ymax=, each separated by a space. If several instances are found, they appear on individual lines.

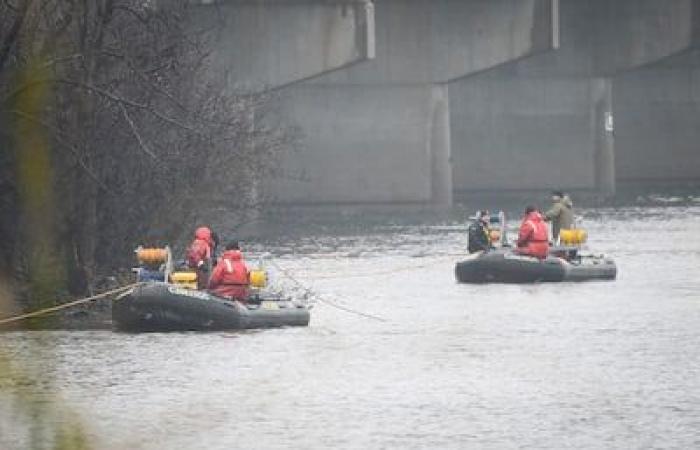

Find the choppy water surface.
xmin=2 ymin=205 xmax=700 ymax=449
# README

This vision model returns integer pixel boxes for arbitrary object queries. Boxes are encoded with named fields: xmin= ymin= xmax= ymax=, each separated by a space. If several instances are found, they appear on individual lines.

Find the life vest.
xmin=517 ymin=212 xmax=549 ymax=259
xmin=208 ymin=250 xmax=249 ymax=300
xmin=186 ymin=227 xmax=213 ymax=268
xmin=186 ymin=238 xmax=211 ymax=268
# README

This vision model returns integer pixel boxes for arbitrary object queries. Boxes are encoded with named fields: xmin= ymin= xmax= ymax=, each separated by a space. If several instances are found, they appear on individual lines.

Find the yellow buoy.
xmin=250 ymin=270 xmax=267 ymax=288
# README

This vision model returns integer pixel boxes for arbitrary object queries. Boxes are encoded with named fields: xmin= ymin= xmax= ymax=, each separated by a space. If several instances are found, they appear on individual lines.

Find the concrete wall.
xmin=450 ymin=0 xmax=697 ymax=197
xmin=271 ymin=0 xmax=555 ymax=205
xmin=509 ymin=0 xmax=696 ymax=78
xmin=270 ymin=84 xmax=449 ymax=204
xmin=614 ymin=50 xmax=700 ymax=184
xmin=195 ymin=0 xmax=699 ymax=203
xmin=450 ymin=74 xmax=614 ymax=192
xmin=313 ymin=0 xmax=555 ymax=85
xmin=191 ymin=0 xmax=374 ymax=89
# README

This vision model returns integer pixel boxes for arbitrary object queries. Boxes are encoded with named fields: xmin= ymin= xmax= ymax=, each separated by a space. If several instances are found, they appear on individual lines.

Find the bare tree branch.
xmin=0 ymin=0 xmax=33 ymax=74
xmin=118 ymin=101 xmax=157 ymax=160
xmin=54 ymin=78 xmax=202 ymax=134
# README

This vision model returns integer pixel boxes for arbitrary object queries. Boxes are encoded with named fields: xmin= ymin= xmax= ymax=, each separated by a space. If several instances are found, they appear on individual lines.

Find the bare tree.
xmin=0 ymin=0 xmax=295 ymax=305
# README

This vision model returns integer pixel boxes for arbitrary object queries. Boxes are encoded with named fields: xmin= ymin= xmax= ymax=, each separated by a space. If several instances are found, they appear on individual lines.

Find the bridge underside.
xmin=198 ymin=0 xmax=700 ymax=205
xmin=451 ymin=0 xmax=699 ymax=199
xmin=191 ymin=0 xmax=375 ymax=89
xmin=271 ymin=0 xmax=557 ymax=205
xmin=614 ymin=50 xmax=700 ymax=186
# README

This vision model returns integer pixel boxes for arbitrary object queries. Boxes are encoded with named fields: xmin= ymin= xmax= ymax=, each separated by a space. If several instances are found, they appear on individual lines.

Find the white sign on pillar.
xmin=605 ymin=112 xmax=614 ymax=133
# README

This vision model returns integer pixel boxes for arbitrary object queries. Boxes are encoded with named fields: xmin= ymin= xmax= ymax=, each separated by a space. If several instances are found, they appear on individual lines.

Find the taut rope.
xmin=0 ymin=282 xmax=141 ymax=326
xmin=268 ymin=260 xmax=387 ymax=323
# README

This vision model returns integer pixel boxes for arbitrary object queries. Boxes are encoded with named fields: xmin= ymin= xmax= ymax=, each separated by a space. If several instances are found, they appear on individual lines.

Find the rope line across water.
xmin=284 ymin=253 xmax=469 ymax=280
xmin=268 ymin=260 xmax=387 ymax=323
xmin=0 ymin=282 xmax=141 ymax=326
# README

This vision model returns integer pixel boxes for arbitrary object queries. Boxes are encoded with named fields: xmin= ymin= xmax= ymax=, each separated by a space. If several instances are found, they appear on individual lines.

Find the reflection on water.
xmin=2 ymin=206 xmax=700 ymax=449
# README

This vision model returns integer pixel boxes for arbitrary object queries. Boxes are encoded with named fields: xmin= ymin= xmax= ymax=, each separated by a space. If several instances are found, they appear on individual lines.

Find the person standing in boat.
xmin=468 ymin=210 xmax=492 ymax=254
xmin=544 ymin=191 xmax=574 ymax=242
xmin=516 ymin=206 xmax=549 ymax=259
xmin=186 ymin=226 xmax=216 ymax=289
xmin=208 ymin=241 xmax=250 ymax=301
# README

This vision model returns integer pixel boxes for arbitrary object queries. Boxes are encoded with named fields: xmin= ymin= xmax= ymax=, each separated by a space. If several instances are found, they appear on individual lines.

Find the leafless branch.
xmin=118 ymin=101 xmax=157 ymax=160
xmin=55 ymin=78 xmax=201 ymax=134
xmin=0 ymin=0 xmax=33 ymax=74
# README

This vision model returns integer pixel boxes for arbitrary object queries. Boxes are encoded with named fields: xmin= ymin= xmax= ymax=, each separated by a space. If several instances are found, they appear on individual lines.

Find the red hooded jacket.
xmin=516 ymin=211 xmax=549 ymax=259
xmin=208 ymin=250 xmax=250 ymax=300
xmin=186 ymin=227 xmax=213 ymax=269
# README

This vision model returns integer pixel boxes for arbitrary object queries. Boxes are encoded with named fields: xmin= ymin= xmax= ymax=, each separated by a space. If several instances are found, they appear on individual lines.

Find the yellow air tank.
xmin=560 ymin=229 xmax=588 ymax=246
xmin=137 ymin=248 xmax=168 ymax=266
xmin=489 ymin=229 xmax=501 ymax=244
xmin=249 ymin=270 xmax=268 ymax=288
xmin=170 ymin=271 xmax=198 ymax=289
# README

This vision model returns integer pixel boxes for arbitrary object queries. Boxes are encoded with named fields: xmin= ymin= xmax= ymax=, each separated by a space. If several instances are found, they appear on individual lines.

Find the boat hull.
xmin=455 ymin=249 xmax=616 ymax=284
xmin=112 ymin=283 xmax=310 ymax=332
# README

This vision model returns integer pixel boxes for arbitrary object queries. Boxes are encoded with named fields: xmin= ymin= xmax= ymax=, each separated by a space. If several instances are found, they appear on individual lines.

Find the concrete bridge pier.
xmin=592 ymin=78 xmax=615 ymax=195
xmin=450 ymin=74 xmax=616 ymax=195
xmin=272 ymin=82 xmax=452 ymax=205
xmin=613 ymin=50 xmax=700 ymax=187
xmin=450 ymin=0 xmax=697 ymax=198
xmin=271 ymin=0 xmax=557 ymax=205
xmin=429 ymin=84 xmax=452 ymax=206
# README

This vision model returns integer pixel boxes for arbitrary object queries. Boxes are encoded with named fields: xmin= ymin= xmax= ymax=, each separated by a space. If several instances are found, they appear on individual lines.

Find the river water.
xmin=2 ymin=203 xmax=700 ymax=449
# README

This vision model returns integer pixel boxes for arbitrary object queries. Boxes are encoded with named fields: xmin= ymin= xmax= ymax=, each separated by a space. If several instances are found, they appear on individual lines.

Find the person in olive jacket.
xmin=468 ymin=210 xmax=492 ymax=254
xmin=544 ymin=191 xmax=574 ymax=241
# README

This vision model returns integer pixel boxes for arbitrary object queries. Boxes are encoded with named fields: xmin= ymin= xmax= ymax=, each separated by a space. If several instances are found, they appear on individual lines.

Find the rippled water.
xmin=2 ymin=205 xmax=700 ymax=449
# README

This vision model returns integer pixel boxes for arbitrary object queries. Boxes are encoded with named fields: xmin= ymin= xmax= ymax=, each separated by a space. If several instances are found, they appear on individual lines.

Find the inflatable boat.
xmin=113 ymin=282 xmax=310 ymax=332
xmin=455 ymin=248 xmax=617 ymax=284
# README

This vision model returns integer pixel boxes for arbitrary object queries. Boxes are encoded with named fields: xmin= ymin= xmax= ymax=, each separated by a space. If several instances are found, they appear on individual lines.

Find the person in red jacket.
xmin=208 ymin=241 xmax=250 ymax=301
xmin=516 ymin=206 xmax=550 ymax=259
xmin=186 ymin=226 xmax=215 ymax=289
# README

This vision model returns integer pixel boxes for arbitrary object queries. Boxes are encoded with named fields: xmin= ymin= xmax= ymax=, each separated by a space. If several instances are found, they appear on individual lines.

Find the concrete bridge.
xmin=192 ymin=0 xmax=700 ymax=205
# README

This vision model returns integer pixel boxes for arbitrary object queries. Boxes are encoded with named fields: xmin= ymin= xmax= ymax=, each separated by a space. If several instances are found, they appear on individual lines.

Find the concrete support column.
xmin=591 ymin=78 xmax=615 ymax=195
xmin=613 ymin=51 xmax=700 ymax=185
xmin=262 ymin=0 xmax=557 ymax=205
xmin=450 ymin=73 xmax=617 ymax=195
xmin=429 ymin=84 xmax=452 ymax=206
xmin=271 ymin=83 xmax=452 ymax=204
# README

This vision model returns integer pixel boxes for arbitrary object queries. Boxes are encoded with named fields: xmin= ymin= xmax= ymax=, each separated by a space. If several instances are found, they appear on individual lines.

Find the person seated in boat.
xmin=208 ymin=241 xmax=250 ymax=301
xmin=515 ymin=206 xmax=549 ymax=259
xmin=186 ymin=226 xmax=216 ymax=289
xmin=468 ymin=210 xmax=492 ymax=254
xmin=544 ymin=191 xmax=574 ymax=242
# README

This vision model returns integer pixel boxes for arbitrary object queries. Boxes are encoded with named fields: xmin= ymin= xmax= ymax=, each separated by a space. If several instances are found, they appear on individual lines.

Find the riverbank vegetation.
xmin=0 ymin=0 xmax=294 ymax=310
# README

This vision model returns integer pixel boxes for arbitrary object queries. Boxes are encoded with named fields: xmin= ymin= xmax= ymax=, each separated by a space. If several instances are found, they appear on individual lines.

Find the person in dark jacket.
xmin=544 ymin=191 xmax=574 ymax=241
xmin=468 ymin=210 xmax=492 ymax=254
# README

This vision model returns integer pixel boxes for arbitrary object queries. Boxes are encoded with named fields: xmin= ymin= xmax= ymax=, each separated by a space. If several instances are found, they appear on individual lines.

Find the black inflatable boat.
xmin=113 ymin=282 xmax=310 ymax=332
xmin=455 ymin=248 xmax=616 ymax=284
